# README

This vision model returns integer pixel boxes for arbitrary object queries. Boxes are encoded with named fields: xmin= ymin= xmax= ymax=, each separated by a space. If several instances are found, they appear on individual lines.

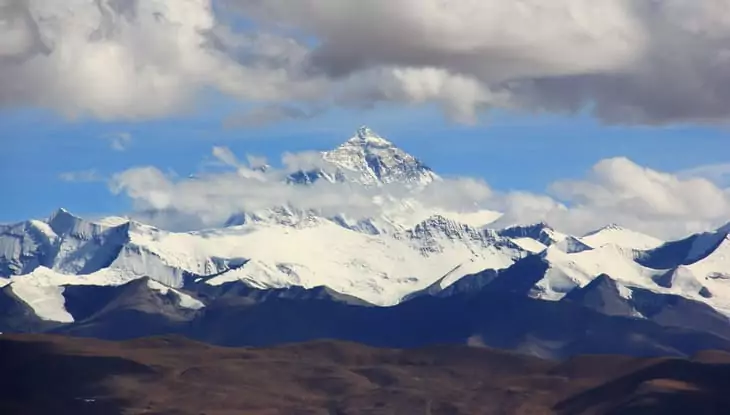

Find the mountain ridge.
xmin=2 ymin=127 xmax=730 ymax=358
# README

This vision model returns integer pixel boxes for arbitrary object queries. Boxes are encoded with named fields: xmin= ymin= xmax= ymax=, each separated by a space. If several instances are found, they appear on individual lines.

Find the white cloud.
xmin=103 ymin=132 xmax=132 ymax=151
xmin=4 ymin=1 xmax=730 ymax=124
xmin=225 ymin=0 xmax=730 ymax=124
xmin=110 ymin=146 xmax=495 ymax=229
xmin=108 ymin=147 xmax=730 ymax=239
xmin=494 ymin=158 xmax=730 ymax=238
xmin=678 ymin=163 xmax=730 ymax=186
xmin=0 ymin=0 xmax=322 ymax=120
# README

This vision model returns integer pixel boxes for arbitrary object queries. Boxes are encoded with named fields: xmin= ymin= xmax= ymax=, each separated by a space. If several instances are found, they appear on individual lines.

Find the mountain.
xmin=288 ymin=126 xmax=440 ymax=186
xmin=39 ymin=283 xmax=730 ymax=359
xmin=580 ymin=224 xmax=665 ymax=250
xmin=409 ymin=225 xmax=730 ymax=318
xmin=3 ymin=126 xmax=730 ymax=360
xmin=0 ymin=208 xmax=529 ymax=310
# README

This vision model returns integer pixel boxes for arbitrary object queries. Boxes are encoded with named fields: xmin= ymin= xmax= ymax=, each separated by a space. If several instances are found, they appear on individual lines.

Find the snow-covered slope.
xmin=580 ymin=224 xmax=664 ymax=250
xmin=532 ymin=244 xmax=665 ymax=301
xmin=0 ymin=209 xmax=530 ymax=308
xmin=3 ymin=266 xmax=202 ymax=323
xmin=486 ymin=226 xmax=730 ymax=315
xmin=156 ymin=215 xmax=527 ymax=305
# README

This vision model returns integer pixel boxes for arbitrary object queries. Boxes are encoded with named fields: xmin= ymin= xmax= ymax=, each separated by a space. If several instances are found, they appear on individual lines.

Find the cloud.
xmin=678 ymin=163 xmax=730 ymax=186
xmin=227 ymin=0 xmax=730 ymax=124
xmin=0 ymin=0 xmax=322 ymax=120
xmin=103 ymin=132 xmax=132 ymax=151
xmin=246 ymin=154 xmax=269 ymax=170
xmin=223 ymin=104 xmax=322 ymax=128
xmin=58 ymin=169 xmax=103 ymax=183
xmin=109 ymin=146 xmax=495 ymax=229
xmin=4 ymin=0 xmax=730 ymax=124
xmin=107 ymin=146 xmax=730 ymax=239
xmin=494 ymin=158 xmax=730 ymax=238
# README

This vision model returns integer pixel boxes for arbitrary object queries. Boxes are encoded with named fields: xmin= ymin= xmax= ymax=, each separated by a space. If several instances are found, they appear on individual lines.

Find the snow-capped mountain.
xmin=288 ymin=126 xmax=440 ymax=186
xmin=580 ymin=224 xmax=664 ymax=250
xmin=3 ymin=126 xmax=730 ymax=337
xmin=425 ymin=224 xmax=730 ymax=315
xmin=0 ymin=207 xmax=532 ymax=321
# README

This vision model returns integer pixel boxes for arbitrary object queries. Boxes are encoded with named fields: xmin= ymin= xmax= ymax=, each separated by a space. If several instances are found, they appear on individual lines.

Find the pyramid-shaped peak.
xmin=319 ymin=126 xmax=439 ymax=186
xmin=47 ymin=207 xmax=76 ymax=223
xmin=345 ymin=126 xmax=393 ymax=147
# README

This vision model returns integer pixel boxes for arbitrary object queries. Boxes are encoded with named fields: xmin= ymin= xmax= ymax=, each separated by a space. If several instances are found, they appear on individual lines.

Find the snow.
xmin=141 ymin=218 xmax=525 ymax=305
xmin=320 ymin=126 xmax=440 ymax=186
xmin=437 ymin=209 xmax=502 ymax=228
xmin=677 ymin=235 xmax=730 ymax=313
xmin=580 ymin=225 xmax=664 ymax=250
xmin=28 ymin=220 xmax=58 ymax=239
xmin=528 ymin=236 xmax=730 ymax=316
xmin=10 ymin=283 xmax=73 ymax=323
xmin=146 ymin=279 xmax=205 ymax=310
xmin=9 ymin=274 xmax=75 ymax=323
xmin=4 ymin=266 xmax=202 ymax=322
xmin=534 ymin=244 xmax=666 ymax=301
xmin=95 ymin=216 xmax=131 ymax=227
xmin=511 ymin=238 xmax=548 ymax=253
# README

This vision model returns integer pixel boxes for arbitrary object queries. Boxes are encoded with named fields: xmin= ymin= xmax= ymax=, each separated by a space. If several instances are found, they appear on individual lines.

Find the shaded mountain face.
xmin=3 ymin=334 xmax=730 ymax=415
xmin=29 ymin=279 xmax=730 ymax=360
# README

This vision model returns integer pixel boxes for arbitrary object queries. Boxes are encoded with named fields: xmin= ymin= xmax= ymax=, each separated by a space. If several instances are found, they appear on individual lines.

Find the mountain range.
xmin=2 ymin=127 xmax=730 ymax=359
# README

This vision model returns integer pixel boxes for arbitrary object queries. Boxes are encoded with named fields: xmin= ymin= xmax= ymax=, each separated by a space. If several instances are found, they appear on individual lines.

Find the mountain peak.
xmin=341 ymin=126 xmax=394 ymax=148
xmin=316 ymin=127 xmax=439 ymax=186
xmin=584 ymin=223 xmax=626 ymax=236
xmin=46 ymin=207 xmax=91 ymax=236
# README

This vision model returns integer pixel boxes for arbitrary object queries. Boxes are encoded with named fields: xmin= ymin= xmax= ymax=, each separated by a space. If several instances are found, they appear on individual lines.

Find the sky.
xmin=2 ymin=0 xmax=730 ymax=239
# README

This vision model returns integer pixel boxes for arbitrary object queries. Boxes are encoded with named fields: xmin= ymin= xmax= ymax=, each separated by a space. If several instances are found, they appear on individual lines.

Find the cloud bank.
xmin=4 ymin=0 xmax=730 ymax=124
xmin=110 ymin=147 xmax=730 ymax=239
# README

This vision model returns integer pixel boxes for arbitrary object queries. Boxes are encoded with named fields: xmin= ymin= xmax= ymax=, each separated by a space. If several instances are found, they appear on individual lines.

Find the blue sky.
xmin=3 ymin=102 xmax=730 ymax=223
xmin=4 ymin=0 xmax=730 ymax=238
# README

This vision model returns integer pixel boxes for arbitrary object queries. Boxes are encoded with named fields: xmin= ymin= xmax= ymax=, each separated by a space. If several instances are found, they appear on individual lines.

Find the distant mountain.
xmin=287 ymin=126 xmax=440 ymax=186
xmin=2 ymin=126 xmax=730 ymax=360
xmin=581 ymin=223 xmax=664 ymax=250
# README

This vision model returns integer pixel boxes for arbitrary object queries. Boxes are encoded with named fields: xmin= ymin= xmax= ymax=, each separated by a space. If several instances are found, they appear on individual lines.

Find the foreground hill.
xmin=2 ymin=334 xmax=730 ymax=415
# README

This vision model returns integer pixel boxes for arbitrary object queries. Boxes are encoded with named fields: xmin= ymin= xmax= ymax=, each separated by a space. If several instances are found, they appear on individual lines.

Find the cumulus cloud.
xmin=0 ymin=0 xmax=322 ymax=120
xmin=108 ymin=145 xmax=730 ymax=239
xmin=679 ymin=163 xmax=730 ymax=186
xmin=110 ymin=146 xmax=495 ymax=229
xmin=494 ymin=158 xmax=730 ymax=238
xmin=227 ymin=0 xmax=730 ymax=124
xmin=4 ymin=0 xmax=730 ymax=124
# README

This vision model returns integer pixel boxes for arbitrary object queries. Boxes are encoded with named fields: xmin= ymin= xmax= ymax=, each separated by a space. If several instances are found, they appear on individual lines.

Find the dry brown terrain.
xmin=1 ymin=334 xmax=730 ymax=415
